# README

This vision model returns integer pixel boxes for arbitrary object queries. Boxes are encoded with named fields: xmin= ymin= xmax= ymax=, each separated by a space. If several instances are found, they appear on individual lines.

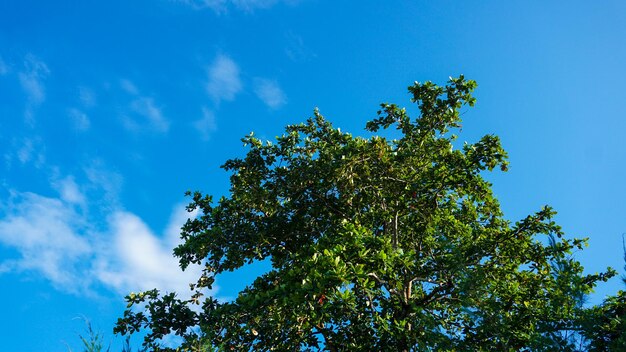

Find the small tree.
xmin=73 ymin=318 xmax=110 ymax=352
xmin=115 ymin=77 xmax=613 ymax=351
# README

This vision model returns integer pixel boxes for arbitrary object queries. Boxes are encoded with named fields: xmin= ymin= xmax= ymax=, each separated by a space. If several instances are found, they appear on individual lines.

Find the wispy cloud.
xmin=284 ymin=31 xmax=316 ymax=62
xmin=52 ymin=176 xmax=86 ymax=206
xmin=120 ymin=79 xmax=139 ymax=95
xmin=253 ymin=78 xmax=286 ymax=109
xmin=83 ymin=160 xmax=123 ymax=208
xmin=19 ymin=55 xmax=49 ymax=103
xmin=176 ymin=0 xmax=296 ymax=13
xmin=0 ymin=191 xmax=92 ymax=292
xmin=17 ymin=138 xmax=39 ymax=164
xmin=4 ymin=137 xmax=46 ymax=169
xmin=232 ymin=0 xmax=279 ymax=11
xmin=130 ymin=97 xmax=169 ymax=133
xmin=193 ymin=107 xmax=217 ymax=140
xmin=78 ymin=86 xmax=96 ymax=108
xmin=206 ymin=54 xmax=242 ymax=104
xmin=175 ymin=0 xmax=227 ymax=12
xmin=0 ymin=56 xmax=8 ymax=75
xmin=119 ymin=80 xmax=170 ymax=133
xmin=18 ymin=55 xmax=49 ymax=122
xmin=66 ymin=87 xmax=96 ymax=132
xmin=68 ymin=108 xmax=91 ymax=131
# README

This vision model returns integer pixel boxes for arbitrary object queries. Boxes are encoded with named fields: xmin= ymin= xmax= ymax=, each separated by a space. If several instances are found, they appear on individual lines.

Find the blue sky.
xmin=1 ymin=1 xmax=626 ymax=350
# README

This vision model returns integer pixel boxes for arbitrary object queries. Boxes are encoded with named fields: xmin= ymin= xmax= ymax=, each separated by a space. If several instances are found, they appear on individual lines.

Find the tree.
xmin=114 ymin=76 xmax=613 ymax=351
xmin=579 ymin=236 xmax=626 ymax=350
xmin=582 ymin=291 xmax=626 ymax=351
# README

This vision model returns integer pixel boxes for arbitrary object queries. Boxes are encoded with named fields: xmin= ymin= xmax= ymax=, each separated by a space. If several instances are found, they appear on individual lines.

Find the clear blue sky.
xmin=1 ymin=1 xmax=625 ymax=350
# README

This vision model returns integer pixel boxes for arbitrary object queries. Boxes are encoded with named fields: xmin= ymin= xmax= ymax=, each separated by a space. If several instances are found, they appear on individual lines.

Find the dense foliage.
xmin=580 ymin=240 xmax=626 ymax=351
xmin=114 ymin=77 xmax=615 ymax=351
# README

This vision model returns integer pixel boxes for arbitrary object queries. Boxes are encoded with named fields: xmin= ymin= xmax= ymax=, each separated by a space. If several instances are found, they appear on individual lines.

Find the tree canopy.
xmin=114 ymin=77 xmax=614 ymax=351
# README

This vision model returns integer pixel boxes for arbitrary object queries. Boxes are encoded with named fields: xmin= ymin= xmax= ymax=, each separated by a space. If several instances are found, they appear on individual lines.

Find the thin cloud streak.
xmin=18 ymin=55 xmax=49 ymax=123
xmin=120 ymin=79 xmax=139 ymax=95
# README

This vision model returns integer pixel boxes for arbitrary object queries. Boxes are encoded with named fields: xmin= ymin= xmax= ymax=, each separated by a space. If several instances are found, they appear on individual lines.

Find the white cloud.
xmin=193 ymin=107 xmax=217 ymax=140
xmin=0 ymin=175 xmax=207 ymax=298
xmin=52 ymin=176 xmax=86 ymax=206
xmin=18 ymin=54 xmax=49 ymax=106
xmin=95 ymin=209 xmax=202 ymax=295
xmin=96 ymin=204 xmax=201 ymax=295
xmin=120 ymin=79 xmax=139 ymax=95
xmin=253 ymin=78 xmax=286 ymax=109
xmin=17 ymin=139 xmax=35 ymax=164
xmin=0 ymin=192 xmax=92 ymax=292
xmin=206 ymin=54 xmax=242 ymax=104
xmin=67 ymin=87 xmax=95 ymax=131
xmin=119 ymin=80 xmax=170 ymax=133
xmin=130 ymin=97 xmax=169 ymax=133
xmin=68 ymin=108 xmax=91 ymax=131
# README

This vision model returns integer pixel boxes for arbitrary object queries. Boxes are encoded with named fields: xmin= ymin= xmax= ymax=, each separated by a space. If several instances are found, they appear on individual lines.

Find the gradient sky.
xmin=1 ymin=1 xmax=626 ymax=350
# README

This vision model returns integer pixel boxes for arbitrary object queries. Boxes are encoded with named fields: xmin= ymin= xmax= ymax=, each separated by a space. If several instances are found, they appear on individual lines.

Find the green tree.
xmin=582 ymin=292 xmax=626 ymax=351
xmin=115 ymin=77 xmax=613 ymax=351
xmin=579 ymin=236 xmax=626 ymax=351
xmin=69 ymin=317 xmax=145 ymax=352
